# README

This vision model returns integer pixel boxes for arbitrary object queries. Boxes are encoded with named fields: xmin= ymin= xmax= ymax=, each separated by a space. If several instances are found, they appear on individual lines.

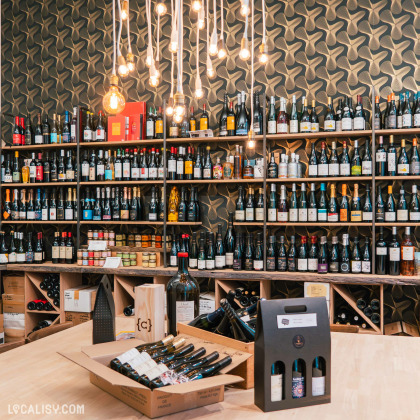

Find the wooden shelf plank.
xmin=2 ymin=220 xmax=77 ymax=224
xmin=80 ymin=221 xmax=164 ymax=225
xmin=1 ymin=182 xmax=77 ymax=187
xmin=166 ymin=179 xmax=264 ymax=184
xmin=79 ymin=180 xmax=163 ymax=185
xmin=375 ymin=175 xmax=420 ymax=181
xmin=80 ymin=140 xmax=163 ymax=147
xmin=267 ymin=176 xmax=372 ymax=183
xmin=375 ymin=223 xmax=420 ymax=226
xmin=266 ymin=222 xmax=372 ymax=227
xmin=375 ymin=128 xmax=420 ymax=136
xmin=233 ymin=222 xmax=265 ymax=226
xmin=27 ymin=309 xmax=60 ymax=314
xmin=2 ymin=143 xmax=76 ymax=151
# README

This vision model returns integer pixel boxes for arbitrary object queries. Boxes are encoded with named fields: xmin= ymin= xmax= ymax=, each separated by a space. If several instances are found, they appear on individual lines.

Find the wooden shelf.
xmin=267 ymin=130 xmax=373 ymax=140
xmin=80 ymin=221 xmax=164 ymax=225
xmin=1 ymin=182 xmax=77 ymax=187
xmin=2 ymin=220 xmax=77 ymax=224
xmin=375 ymin=128 xmax=420 ymax=136
xmin=166 ymin=135 xmax=263 ymax=144
xmin=233 ymin=222 xmax=265 ymax=226
xmin=166 ymin=179 xmax=264 ymax=184
xmin=266 ymin=222 xmax=372 ymax=227
xmin=376 ymin=223 xmax=420 ymax=227
xmin=80 ymin=180 xmax=163 ymax=185
xmin=267 ymin=176 xmax=372 ymax=183
xmin=2 ymin=143 xmax=77 ymax=151
xmin=27 ymin=309 xmax=60 ymax=314
xmin=8 ymin=262 xmax=420 ymax=286
xmin=167 ymin=222 xmax=202 ymax=225
xmin=376 ymin=176 xmax=420 ymax=181
xmin=80 ymin=140 xmax=163 ymax=147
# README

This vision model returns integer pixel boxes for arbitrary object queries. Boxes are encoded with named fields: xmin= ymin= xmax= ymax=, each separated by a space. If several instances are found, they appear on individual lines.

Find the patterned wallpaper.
xmin=2 ymin=0 xmax=420 ymax=330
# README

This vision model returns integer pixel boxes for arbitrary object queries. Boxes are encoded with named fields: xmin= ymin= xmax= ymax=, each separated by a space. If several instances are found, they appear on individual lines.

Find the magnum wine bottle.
xmin=166 ymin=252 xmax=200 ymax=335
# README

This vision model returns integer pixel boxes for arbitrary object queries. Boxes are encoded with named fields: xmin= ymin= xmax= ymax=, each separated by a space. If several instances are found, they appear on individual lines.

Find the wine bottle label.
xmin=253 ymin=260 xmax=264 ymax=270
xmin=267 ymin=257 xmax=276 ymax=271
xmin=215 ymin=255 xmax=226 ymax=268
xmin=376 ymin=247 xmax=387 ymax=255
xmin=176 ymin=161 xmax=184 ymax=175
xmin=402 ymin=246 xmax=414 ymax=261
xmin=327 ymin=212 xmax=338 ymax=222
xmin=256 ymin=208 xmax=264 ymax=221
xmin=387 ymin=153 xmax=396 ymax=173
xmin=155 ymin=120 xmax=163 ymax=134
xmin=88 ymin=166 xmax=95 ymax=180
xmin=350 ymin=211 xmax=362 ymax=221
xmin=292 ymin=376 xmax=305 ymax=398
xmin=342 ymin=117 xmax=352 ymax=130
xmin=116 ymin=348 xmax=143 ymax=365
xmin=376 ymin=151 xmax=386 ymax=162
xmin=298 ymin=208 xmax=308 ymax=222
xmin=16 ymin=253 xmax=25 ymax=262
xmin=146 ymin=121 xmax=154 ymax=136
xmin=188 ymin=258 xmax=198 ymax=269
xmin=245 ymin=208 xmax=254 ymax=221
xmin=308 ymin=164 xmax=317 ymax=176
xmin=317 ymin=164 xmax=328 ymax=176
xmin=351 ymin=260 xmax=362 ymax=272
xmin=289 ymin=120 xmax=299 ymax=133
xmin=52 ymin=246 xmax=60 ymax=259
xmin=318 ymin=263 xmax=328 ymax=273
xmin=308 ymin=208 xmax=317 ymax=221
xmin=414 ymin=114 xmax=420 ymax=127
xmin=317 ymin=209 xmax=327 ymax=221
xmin=340 ymin=163 xmax=350 ymax=176
xmin=203 ymin=168 xmax=212 ymax=179
xmin=353 ymin=117 xmax=365 ymax=130
xmin=96 ymin=165 xmax=105 ymax=176
xmin=59 ymin=246 xmax=66 ymax=260
xmin=149 ymin=168 xmax=158 ymax=178
xmin=235 ymin=210 xmax=245 ymax=221
xmin=330 ymin=261 xmax=339 ymax=272
xmin=402 ymin=114 xmax=412 ymax=127
xmin=205 ymin=259 xmax=215 ymax=269
xmin=83 ymin=130 xmax=93 ymax=140
xmin=34 ymin=135 xmax=43 ymax=144
xmin=130 ymin=167 xmax=140 ymax=179
xmin=389 ymin=247 xmax=400 ymax=261
xmin=66 ymin=246 xmax=73 ymax=260
xmin=123 ymin=163 xmax=131 ymax=178
xmin=277 ymin=211 xmax=288 ymax=222
xmin=66 ymin=170 xmax=75 ymax=180
xmin=27 ymin=211 xmax=35 ymax=220
xmin=312 ymin=376 xmax=325 ymax=397
xmin=397 ymin=209 xmax=408 ymax=221
xmin=170 ymin=256 xmax=177 ymax=266
xmin=271 ymin=374 xmax=283 ymax=402
xmin=81 ymin=163 xmax=89 ymax=177
xmin=50 ymin=133 xmax=58 ymax=143
xmin=132 ymin=358 xmax=157 ymax=376
xmin=410 ymin=211 xmax=420 ymax=221
xmin=4 ymin=174 xmax=12 ymax=182
xmin=198 ymin=259 xmax=206 ymax=270
xmin=83 ymin=209 xmax=93 ymax=220
xmin=297 ymin=258 xmax=307 ymax=271
xmin=185 ymin=161 xmax=193 ymax=175
xmin=340 ymin=209 xmax=348 ymax=221
xmin=362 ymin=261 xmax=371 ymax=273
xmin=29 ymin=166 xmax=36 ymax=179
xmin=362 ymin=161 xmax=372 ymax=175
xmin=267 ymin=208 xmax=276 ymax=222
xmin=148 ymin=213 xmax=157 ymax=221
xmin=267 ymin=121 xmax=276 ymax=134
xmin=244 ymin=259 xmax=253 ymax=270
xmin=300 ymin=121 xmax=311 ymax=132
xmin=397 ymin=163 xmax=409 ymax=175
xmin=96 ymin=128 xmax=105 ymax=140
xmin=329 ymin=163 xmax=339 ymax=176
xmin=324 ymin=120 xmax=335 ymax=131
xmin=308 ymin=258 xmax=318 ymax=271
xmin=289 ymin=208 xmax=298 ymax=221
xmin=226 ymin=116 xmax=235 ymax=131
xmin=8 ymin=252 xmax=16 ymax=263
xmin=225 ymin=253 xmax=234 ymax=266
xmin=311 ymin=123 xmax=319 ymax=132
xmin=351 ymin=165 xmax=361 ymax=176
xmin=385 ymin=212 xmax=396 ymax=222
xmin=200 ymin=118 xmax=208 ymax=130
xmin=42 ymin=209 xmax=49 ymax=220
xmin=410 ymin=162 xmax=420 ymax=175
xmin=363 ymin=211 xmax=372 ymax=221
xmin=277 ymin=256 xmax=287 ymax=271
xmin=65 ymin=209 xmax=73 ymax=220
xmin=340 ymin=261 xmax=350 ymax=272
xmin=193 ymin=167 xmax=202 ymax=179
xmin=165 ymin=160 xmax=176 ymax=175
xmin=397 ymin=115 xmax=403 ymax=129
xmin=277 ymin=123 xmax=288 ymax=133
xmin=287 ymin=258 xmax=296 ymax=271
xmin=34 ymin=252 xmax=42 ymax=261
xmin=49 ymin=208 xmax=57 ymax=220
xmin=335 ymin=119 xmax=342 ymax=132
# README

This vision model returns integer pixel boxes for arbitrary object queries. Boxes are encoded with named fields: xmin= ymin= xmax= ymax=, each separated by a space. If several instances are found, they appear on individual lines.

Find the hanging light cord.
xmin=206 ymin=0 xmax=210 ymax=54
xmin=196 ymin=16 xmax=200 ymax=73
xmin=177 ymin=0 xmax=183 ymax=92
xmin=262 ymin=0 xmax=266 ymax=43
xmin=126 ymin=0 xmax=132 ymax=51
xmin=156 ymin=14 xmax=161 ymax=61
xmin=212 ymin=0 xmax=217 ymax=39
xmin=170 ymin=0 xmax=175 ymax=98
xmin=112 ymin=0 xmax=116 ymax=73
xmin=220 ymin=0 xmax=223 ymax=39
xmin=146 ymin=0 xmax=153 ymax=58
xmin=250 ymin=0 xmax=254 ymax=128
xmin=117 ymin=0 xmax=123 ymax=55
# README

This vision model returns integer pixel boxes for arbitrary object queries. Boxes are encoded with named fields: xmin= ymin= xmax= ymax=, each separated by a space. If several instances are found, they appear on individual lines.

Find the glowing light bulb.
xmin=173 ymin=112 xmax=183 ymax=123
xmin=166 ymin=105 xmax=174 ymax=116
xmin=155 ymin=2 xmax=167 ymax=15
xmin=259 ymin=43 xmax=269 ymax=64
xmin=169 ymin=42 xmax=178 ymax=53
xmin=103 ymin=75 xmax=126 ymax=115
xmin=117 ymin=55 xmax=129 ymax=78
xmin=173 ymin=92 xmax=186 ymax=116
xmin=247 ymin=129 xmax=256 ymax=149
xmin=175 ymin=105 xmax=185 ymax=116
xmin=192 ymin=0 xmax=202 ymax=12
xmin=207 ymin=67 xmax=215 ymax=78
xmin=195 ymin=76 xmax=204 ymax=99
xmin=217 ymin=39 xmax=227 ymax=59
xmin=146 ymin=44 xmax=153 ymax=68
xmin=149 ymin=75 xmax=160 ymax=87
xmin=127 ymin=61 xmax=135 ymax=72
xmin=209 ymin=31 xmax=218 ymax=56
xmin=239 ymin=37 xmax=250 ymax=60
xmin=240 ymin=0 xmax=249 ymax=16
xmin=121 ymin=0 xmax=129 ymax=20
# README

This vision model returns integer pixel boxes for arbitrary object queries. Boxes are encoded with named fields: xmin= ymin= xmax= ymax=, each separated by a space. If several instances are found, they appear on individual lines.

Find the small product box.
xmin=65 ymin=311 xmax=93 ymax=326
xmin=107 ymin=102 xmax=146 ymax=141
xmin=3 ymin=275 xmax=25 ymax=295
xmin=304 ymin=282 xmax=330 ymax=314
xmin=254 ymin=297 xmax=331 ymax=412
xmin=2 ymin=294 xmax=25 ymax=314
xmin=64 ymin=286 xmax=98 ymax=312
xmin=3 ymin=312 xmax=25 ymax=338
xmin=61 ymin=331 xmax=251 ymax=418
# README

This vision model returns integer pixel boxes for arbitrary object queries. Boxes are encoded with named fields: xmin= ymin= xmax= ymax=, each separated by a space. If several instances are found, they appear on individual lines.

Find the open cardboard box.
xmin=60 ymin=332 xmax=251 ymax=418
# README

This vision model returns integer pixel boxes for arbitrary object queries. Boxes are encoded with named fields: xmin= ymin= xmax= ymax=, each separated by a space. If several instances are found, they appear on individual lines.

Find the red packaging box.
xmin=107 ymin=101 xmax=146 ymax=142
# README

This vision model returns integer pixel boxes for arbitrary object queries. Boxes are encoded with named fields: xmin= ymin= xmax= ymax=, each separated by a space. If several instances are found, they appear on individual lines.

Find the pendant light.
xmin=258 ymin=0 xmax=268 ymax=64
xmin=125 ymin=0 xmax=135 ymax=72
xmin=217 ymin=0 xmax=226 ymax=59
xmin=194 ymin=12 xmax=204 ymax=99
xmin=239 ymin=13 xmax=250 ymax=61
xmin=247 ymin=0 xmax=255 ymax=148
xmin=103 ymin=0 xmax=126 ymax=114
xmin=145 ymin=0 xmax=154 ymax=68
xmin=208 ymin=0 xmax=218 ymax=56
xmin=205 ymin=0 xmax=215 ymax=78
xmin=173 ymin=0 xmax=185 ymax=119
xmin=166 ymin=0 xmax=176 ymax=116
xmin=192 ymin=0 xmax=202 ymax=12
xmin=117 ymin=0 xmax=129 ymax=78
xmin=240 ymin=0 xmax=249 ymax=16
xmin=120 ymin=0 xmax=129 ymax=19
xmin=169 ymin=0 xmax=178 ymax=53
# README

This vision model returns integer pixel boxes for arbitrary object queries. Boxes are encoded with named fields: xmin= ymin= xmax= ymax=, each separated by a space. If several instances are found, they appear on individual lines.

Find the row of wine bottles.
xmin=235 ymin=183 xmax=420 ymax=223
xmin=27 ymin=299 xmax=55 ymax=311
xmin=28 ymin=319 xmax=54 ymax=335
xmin=110 ymin=335 xmax=232 ymax=389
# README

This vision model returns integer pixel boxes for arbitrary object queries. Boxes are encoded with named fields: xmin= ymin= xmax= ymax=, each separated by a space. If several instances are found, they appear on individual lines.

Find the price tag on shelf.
xmin=88 ymin=241 xmax=107 ymax=251
xmin=103 ymin=257 xmax=122 ymax=268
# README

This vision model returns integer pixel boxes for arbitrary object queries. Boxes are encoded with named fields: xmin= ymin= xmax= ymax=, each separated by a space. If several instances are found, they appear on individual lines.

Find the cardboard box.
xmin=304 ymin=282 xmax=330 ymax=314
xmin=64 ymin=286 xmax=98 ymax=312
xmin=178 ymin=323 xmax=254 ymax=389
xmin=107 ymin=102 xmax=147 ymax=141
xmin=2 ymin=294 xmax=25 ymax=314
xmin=3 ymin=275 xmax=25 ymax=295
xmin=384 ymin=321 xmax=419 ymax=337
xmin=3 ymin=313 xmax=25 ymax=336
xmin=65 ymin=311 xmax=93 ymax=326
xmin=61 ymin=332 xmax=250 ymax=418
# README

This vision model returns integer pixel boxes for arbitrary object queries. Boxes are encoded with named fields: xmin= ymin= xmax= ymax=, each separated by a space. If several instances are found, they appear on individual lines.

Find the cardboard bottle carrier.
xmin=61 ymin=329 xmax=251 ymax=418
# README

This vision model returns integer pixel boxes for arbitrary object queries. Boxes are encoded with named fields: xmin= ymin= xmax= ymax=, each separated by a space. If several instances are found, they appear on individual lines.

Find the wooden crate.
xmin=178 ymin=323 xmax=254 ymax=389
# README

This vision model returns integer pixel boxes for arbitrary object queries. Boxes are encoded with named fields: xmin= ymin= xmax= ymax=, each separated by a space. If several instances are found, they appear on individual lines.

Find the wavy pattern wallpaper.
xmin=1 ymin=0 xmax=420 ymax=330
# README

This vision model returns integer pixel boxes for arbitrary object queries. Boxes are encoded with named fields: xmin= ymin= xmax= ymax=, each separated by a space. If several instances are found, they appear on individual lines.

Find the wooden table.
xmin=0 ymin=317 xmax=418 ymax=419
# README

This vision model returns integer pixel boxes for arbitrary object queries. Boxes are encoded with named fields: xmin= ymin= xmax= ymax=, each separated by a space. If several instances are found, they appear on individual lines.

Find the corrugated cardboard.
xmin=3 ymin=313 xmax=25 ymax=336
xmin=385 ymin=321 xmax=420 ymax=337
xmin=60 ymin=333 xmax=251 ymax=418
xmin=3 ymin=275 xmax=25 ymax=295
xmin=65 ymin=311 xmax=93 ymax=326
xmin=2 ymin=294 xmax=25 ymax=313
xmin=64 ymin=286 xmax=98 ymax=312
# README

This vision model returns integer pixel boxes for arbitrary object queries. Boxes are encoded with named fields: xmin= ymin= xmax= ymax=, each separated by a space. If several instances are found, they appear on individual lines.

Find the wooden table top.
xmin=0 ymin=317 xmax=418 ymax=419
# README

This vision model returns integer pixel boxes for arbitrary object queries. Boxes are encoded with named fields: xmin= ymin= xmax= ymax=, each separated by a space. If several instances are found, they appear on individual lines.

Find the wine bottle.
xmin=387 ymin=135 xmax=397 ymax=176
xmin=189 ymin=307 xmax=225 ymax=331
xmin=289 ymin=183 xmax=298 ymax=222
xmin=300 ymin=98 xmax=311 ymax=133
xmin=376 ymin=227 xmax=387 ymax=275
xmin=376 ymin=136 xmax=387 ymax=176
xmin=266 ymin=235 xmax=277 ymax=271
xmin=220 ymin=298 xmax=255 ymax=342
xmin=329 ymin=236 xmax=339 ymax=272
xmin=307 ymin=236 xmax=318 ymax=273
xmin=298 ymin=183 xmax=308 ymax=222
xmin=292 ymin=359 xmax=305 ymax=398
xmin=328 ymin=184 xmax=338 ymax=222
xmin=397 ymin=186 xmax=408 ymax=222
xmin=340 ymin=184 xmax=349 ymax=222
xmin=267 ymin=96 xmax=277 ymax=134
xmin=397 ymin=139 xmax=409 ymax=175
xmin=350 ymin=184 xmax=362 ymax=222
xmin=340 ymin=140 xmax=351 ymax=177
xmin=297 ymin=236 xmax=308 ymax=272
xmin=278 ymin=185 xmax=288 ymax=222
xmin=340 ymin=234 xmax=350 ymax=273
xmin=324 ymin=97 xmax=335 ymax=131
xmin=400 ymin=227 xmax=415 ymax=276
xmin=388 ymin=226 xmax=400 ymax=276
xmin=308 ymin=143 xmax=318 ymax=177
xmin=289 ymin=95 xmax=299 ymax=133
xmin=308 ymin=183 xmax=317 ymax=222
xmin=385 ymin=185 xmax=396 ymax=222
xmin=312 ymin=357 xmax=326 ymax=396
